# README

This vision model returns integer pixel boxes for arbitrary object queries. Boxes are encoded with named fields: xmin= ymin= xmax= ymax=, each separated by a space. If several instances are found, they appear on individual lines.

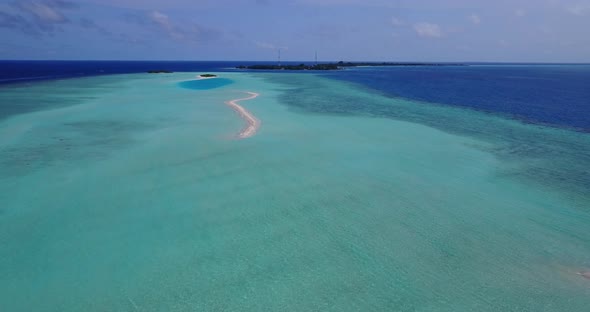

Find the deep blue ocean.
xmin=325 ymin=65 xmax=590 ymax=131
xmin=1 ymin=61 xmax=589 ymax=131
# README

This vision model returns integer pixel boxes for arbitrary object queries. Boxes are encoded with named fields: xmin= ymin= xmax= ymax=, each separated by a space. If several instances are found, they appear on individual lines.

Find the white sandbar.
xmin=225 ymin=92 xmax=260 ymax=139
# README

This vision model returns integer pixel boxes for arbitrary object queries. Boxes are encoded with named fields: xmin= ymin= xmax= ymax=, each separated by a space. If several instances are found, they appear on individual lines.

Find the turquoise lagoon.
xmin=0 ymin=72 xmax=589 ymax=311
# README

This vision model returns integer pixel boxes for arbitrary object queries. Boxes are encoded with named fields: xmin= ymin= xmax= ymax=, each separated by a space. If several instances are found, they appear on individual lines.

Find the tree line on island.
xmin=146 ymin=61 xmax=467 ymax=74
xmin=236 ymin=61 xmax=467 ymax=71
xmin=236 ymin=63 xmax=340 ymax=70
xmin=147 ymin=71 xmax=218 ymax=79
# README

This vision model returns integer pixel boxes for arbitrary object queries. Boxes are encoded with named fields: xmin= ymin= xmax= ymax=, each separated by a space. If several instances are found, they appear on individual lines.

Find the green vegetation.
xmin=236 ymin=62 xmax=467 ymax=71
xmin=236 ymin=64 xmax=339 ymax=70
xmin=199 ymin=74 xmax=218 ymax=78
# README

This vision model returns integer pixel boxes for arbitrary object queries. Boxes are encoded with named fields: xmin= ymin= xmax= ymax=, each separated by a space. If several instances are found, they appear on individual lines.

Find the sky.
xmin=1 ymin=0 xmax=590 ymax=62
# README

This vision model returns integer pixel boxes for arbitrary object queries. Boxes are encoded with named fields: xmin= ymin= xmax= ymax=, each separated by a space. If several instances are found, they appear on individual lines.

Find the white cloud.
xmin=256 ymin=41 xmax=275 ymax=49
xmin=150 ymin=11 xmax=172 ymax=31
xmin=143 ymin=10 xmax=220 ymax=42
xmin=468 ymin=14 xmax=481 ymax=25
xmin=566 ymin=4 xmax=590 ymax=16
xmin=413 ymin=22 xmax=442 ymax=38
xmin=391 ymin=17 xmax=404 ymax=27
xmin=295 ymin=0 xmax=393 ymax=6
xmin=8 ymin=0 xmax=78 ymax=34
xmin=256 ymin=41 xmax=288 ymax=50
xmin=19 ymin=1 xmax=68 ymax=23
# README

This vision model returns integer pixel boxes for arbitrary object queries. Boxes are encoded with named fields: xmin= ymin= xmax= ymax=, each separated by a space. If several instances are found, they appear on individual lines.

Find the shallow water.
xmin=0 ymin=72 xmax=589 ymax=311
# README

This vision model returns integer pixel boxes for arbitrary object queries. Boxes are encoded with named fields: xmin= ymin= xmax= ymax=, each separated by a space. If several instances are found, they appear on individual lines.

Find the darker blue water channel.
xmin=324 ymin=65 xmax=590 ymax=131
xmin=178 ymin=78 xmax=233 ymax=90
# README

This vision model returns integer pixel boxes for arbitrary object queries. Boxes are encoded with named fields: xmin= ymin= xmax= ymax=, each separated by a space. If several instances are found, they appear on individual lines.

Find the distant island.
xmin=199 ymin=74 xmax=218 ymax=78
xmin=236 ymin=61 xmax=467 ymax=71
xmin=147 ymin=70 xmax=173 ymax=73
xmin=237 ymin=63 xmax=339 ymax=70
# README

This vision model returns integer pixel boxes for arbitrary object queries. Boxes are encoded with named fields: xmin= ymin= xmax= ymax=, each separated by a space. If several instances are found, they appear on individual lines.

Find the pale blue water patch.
xmin=178 ymin=77 xmax=234 ymax=90
xmin=0 ymin=72 xmax=589 ymax=311
xmin=0 ymin=73 xmax=243 ymax=177
xmin=0 ymin=76 xmax=125 ymax=121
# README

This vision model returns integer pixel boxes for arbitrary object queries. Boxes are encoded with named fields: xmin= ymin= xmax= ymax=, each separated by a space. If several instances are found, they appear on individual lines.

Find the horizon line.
xmin=1 ymin=59 xmax=590 ymax=65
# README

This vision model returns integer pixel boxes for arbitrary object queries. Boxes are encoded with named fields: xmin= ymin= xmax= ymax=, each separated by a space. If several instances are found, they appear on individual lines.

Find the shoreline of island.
xmin=236 ymin=61 xmax=468 ymax=71
xmin=197 ymin=74 xmax=218 ymax=80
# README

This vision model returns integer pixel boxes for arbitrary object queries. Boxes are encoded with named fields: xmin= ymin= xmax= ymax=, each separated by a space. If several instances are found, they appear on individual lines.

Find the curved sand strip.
xmin=578 ymin=271 xmax=590 ymax=279
xmin=225 ymin=92 xmax=260 ymax=139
